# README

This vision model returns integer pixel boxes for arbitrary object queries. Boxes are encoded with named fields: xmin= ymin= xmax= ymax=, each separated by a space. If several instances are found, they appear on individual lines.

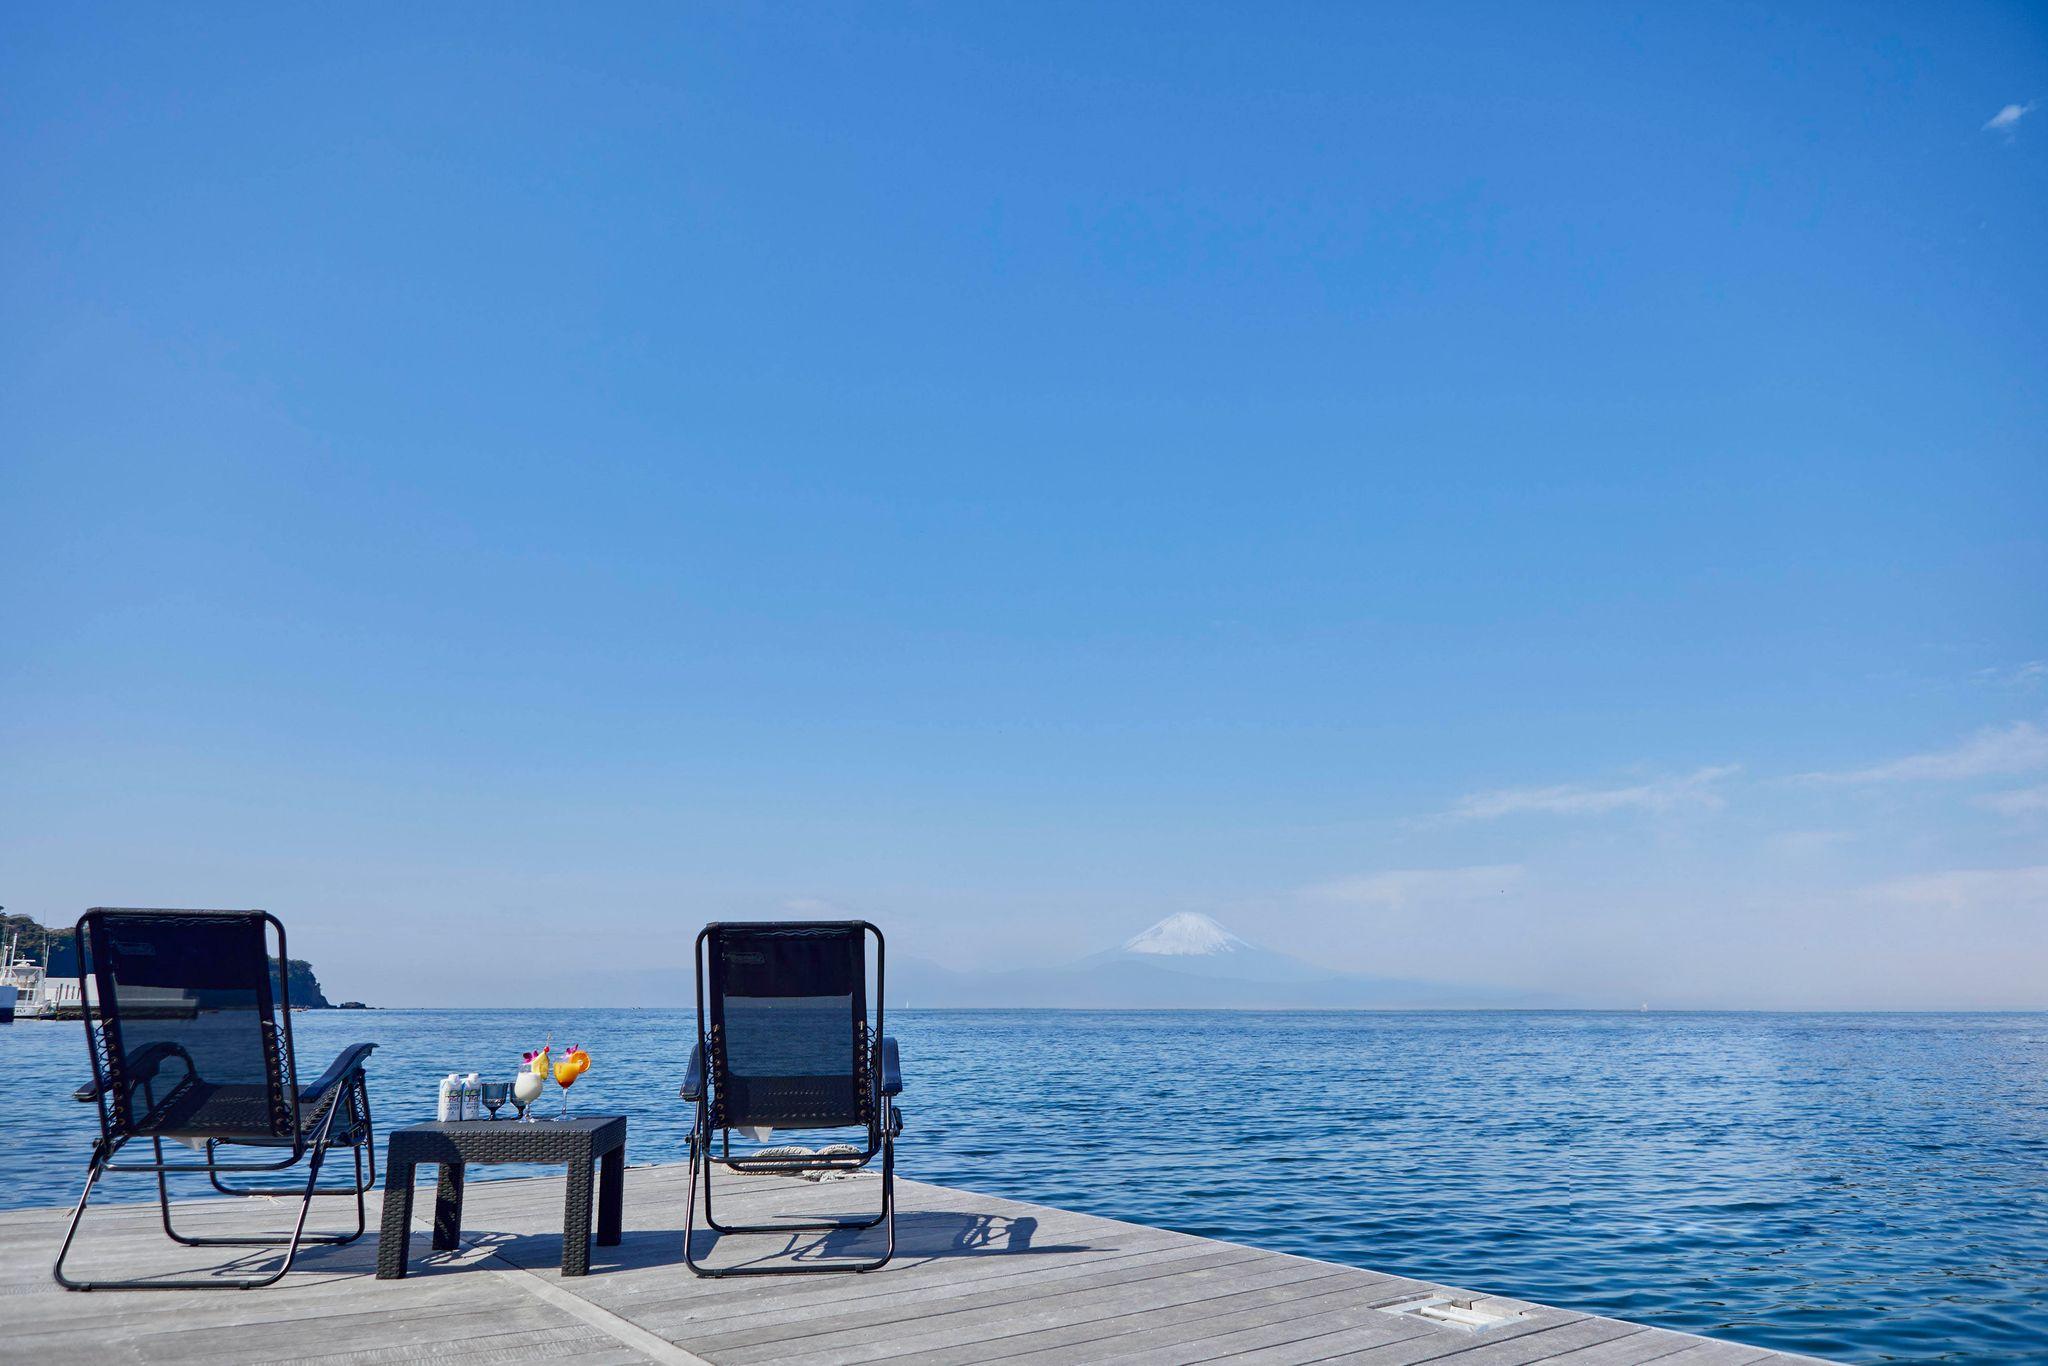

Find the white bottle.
xmin=437 ymin=1073 xmax=461 ymax=1123
xmin=462 ymin=1072 xmax=482 ymax=1121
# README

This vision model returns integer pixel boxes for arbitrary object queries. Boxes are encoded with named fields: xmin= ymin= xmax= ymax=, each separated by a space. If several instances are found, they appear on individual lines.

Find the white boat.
xmin=0 ymin=931 xmax=188 ymax=1019
xmin=1 ymin=933 xmax=38 ymax=1022
xmin=1 ymin=932 xmax=84 ymax=1020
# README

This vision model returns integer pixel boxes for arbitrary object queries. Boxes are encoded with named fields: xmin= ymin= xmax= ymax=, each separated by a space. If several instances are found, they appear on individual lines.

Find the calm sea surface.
xmin=6 ymin=1009 xmax=2046 ymax=1363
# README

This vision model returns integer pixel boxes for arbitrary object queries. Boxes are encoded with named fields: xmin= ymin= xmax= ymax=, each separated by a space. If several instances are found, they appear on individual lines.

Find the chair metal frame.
xmin=681 ymin=920 xmax=902 ymax=1276
xmin=52 ymin=908 xmax=378 ymax=1292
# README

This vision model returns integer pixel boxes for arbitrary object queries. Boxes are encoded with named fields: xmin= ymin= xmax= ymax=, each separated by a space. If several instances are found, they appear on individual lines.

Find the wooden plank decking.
xmin=0 ymin=1161 xmax=1828 ymax=1365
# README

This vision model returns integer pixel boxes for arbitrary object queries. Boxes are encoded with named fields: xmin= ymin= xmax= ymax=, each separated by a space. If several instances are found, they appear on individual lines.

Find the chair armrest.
xmin=299 ymin=1042 xmax=376 ymax=1110
xmin=680 ymin=1042 xmax=705 ymax=1102
xmin=74 ymin=1077 xmax=105 ymax=1102
xmin=878 ymin=1036 xmax=902 ymax=1096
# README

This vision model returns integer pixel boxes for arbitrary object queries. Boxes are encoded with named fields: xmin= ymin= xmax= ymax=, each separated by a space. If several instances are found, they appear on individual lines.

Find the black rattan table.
xmin=376 ymin=1116 xmax=626 ymax=1278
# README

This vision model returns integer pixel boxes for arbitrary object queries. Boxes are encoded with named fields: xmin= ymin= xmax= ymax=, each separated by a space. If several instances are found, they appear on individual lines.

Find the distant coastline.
xmin=1 ymin=912 xmax=337 ymax=1009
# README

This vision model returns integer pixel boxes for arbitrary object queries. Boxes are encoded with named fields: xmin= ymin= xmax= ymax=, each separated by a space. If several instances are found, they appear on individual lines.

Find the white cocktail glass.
xmin=512 ymin=1071 xmax=545 ymax=1122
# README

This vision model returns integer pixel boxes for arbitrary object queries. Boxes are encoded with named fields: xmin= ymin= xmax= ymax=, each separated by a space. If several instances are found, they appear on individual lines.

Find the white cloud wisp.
xmin=1798 ymin=721 xmax=2048 ymax=785
xmin=1975 ymin=661 xmax=2048 ymax=690
xmin=1978 ymin=786 xmax=2048 ymax=817
xmin=1440 ymin=765 xmax=1739 ymax=822
xmin=1984 ymin=102 xmax=2037 ymax=135
xmin=1861 ymin=865 xmax=2048 ymax=913
xmin=1306 ymin=864 xmax=1526 ymax=909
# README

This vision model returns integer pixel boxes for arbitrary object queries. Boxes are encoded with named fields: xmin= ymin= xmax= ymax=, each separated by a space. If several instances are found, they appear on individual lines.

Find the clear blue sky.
xmin=3 ymin=4 xmax=2043 ymax=1007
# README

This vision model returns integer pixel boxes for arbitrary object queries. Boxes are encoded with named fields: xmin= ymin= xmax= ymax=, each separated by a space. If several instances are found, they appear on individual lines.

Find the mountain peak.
xmin=1122 ymin=912 xmax=1248 ymax=957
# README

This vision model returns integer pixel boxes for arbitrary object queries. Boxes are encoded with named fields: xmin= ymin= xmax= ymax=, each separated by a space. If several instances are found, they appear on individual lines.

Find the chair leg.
xmin=162 ymin=1132 xmax=367 ymax=1248
xmin=682 ymin=1124 xmax=708 ymax=1276
xmin=55 ymin=1107 xmax=344 ymax=1290
xmin=702 ymin=1131 xmax=888 ymax=1235
xmin=683 ymin=1130 xmax=895 ymax=1277
xmin=163 ymin=1152 xmax=367 ymax=1248
xmin=51 ymin=1149 xmax=110 ymax=1291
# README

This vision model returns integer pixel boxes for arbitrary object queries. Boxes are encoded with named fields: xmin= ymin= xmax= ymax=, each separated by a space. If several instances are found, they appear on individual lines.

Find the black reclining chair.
xmin=54 ymin=908 xmax=377 ymax=1291
xmin=681 ymin=920 xmax=902 ymax=1275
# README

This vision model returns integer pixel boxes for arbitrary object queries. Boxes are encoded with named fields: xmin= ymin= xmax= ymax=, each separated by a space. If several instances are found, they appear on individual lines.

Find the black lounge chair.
xmin=54 ymin=908 xmax=377 ymax=1291
xmin=681 ymin=920 xmax=903 ymax=1275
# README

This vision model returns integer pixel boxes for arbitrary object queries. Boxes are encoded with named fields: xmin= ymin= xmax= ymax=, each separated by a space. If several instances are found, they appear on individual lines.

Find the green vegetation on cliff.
xmin=1 ymin=912 xmax=334 ymax=1008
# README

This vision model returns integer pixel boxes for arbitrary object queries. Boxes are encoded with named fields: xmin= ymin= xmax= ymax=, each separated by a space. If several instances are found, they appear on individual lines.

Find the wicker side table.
xmin=376 ymin=1115 xmax=626 ymax=1278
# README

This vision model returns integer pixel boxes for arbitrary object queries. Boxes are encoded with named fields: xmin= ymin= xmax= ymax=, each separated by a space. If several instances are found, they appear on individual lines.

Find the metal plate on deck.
xmin=1379 ymin=1292 xmax=1526 ymax=1330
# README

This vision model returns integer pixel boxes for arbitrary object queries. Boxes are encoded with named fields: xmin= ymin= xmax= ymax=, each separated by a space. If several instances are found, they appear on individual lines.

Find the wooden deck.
xmin=1 ymin=1160 xmax=1829 ymax=1365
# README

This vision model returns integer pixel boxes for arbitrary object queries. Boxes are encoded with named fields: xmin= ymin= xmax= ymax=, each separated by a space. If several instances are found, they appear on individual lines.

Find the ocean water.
xmin=7 ymin=1008 xmax=2047 ymax=1363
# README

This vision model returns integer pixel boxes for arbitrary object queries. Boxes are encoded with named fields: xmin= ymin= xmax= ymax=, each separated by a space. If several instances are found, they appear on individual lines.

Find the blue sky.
xmin=3 ymin=4 xmax=2043 ymax=1007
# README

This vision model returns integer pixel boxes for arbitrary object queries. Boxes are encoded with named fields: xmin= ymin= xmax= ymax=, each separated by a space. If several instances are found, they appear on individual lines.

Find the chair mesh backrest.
xmin=707 ymin=923 xmax=871 ymax=1131
xmin=83 ymin=909 xmax=293 ymax=1140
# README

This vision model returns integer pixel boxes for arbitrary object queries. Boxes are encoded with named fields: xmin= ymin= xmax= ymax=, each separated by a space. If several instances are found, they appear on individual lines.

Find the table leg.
xmin=432 ymin=1161 xmax=466 ymax=1252
xmin=597 ymin=1144 xmax=624 ymax=1246
xmin=562 ymin=1155 xmax=594 ymax=1276
xmin=375 ymin=1158 xmax=415 ymax=1279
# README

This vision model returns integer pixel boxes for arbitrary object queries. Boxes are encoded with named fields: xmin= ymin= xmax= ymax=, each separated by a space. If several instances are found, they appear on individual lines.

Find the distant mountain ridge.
xmin=1072 ymin=912 xmax=1348 ymax=985
xmin=566 ymin=913 xmax=1531 ymax=1010
xmin=886 ymin=913 xmax=1514 ymax=1009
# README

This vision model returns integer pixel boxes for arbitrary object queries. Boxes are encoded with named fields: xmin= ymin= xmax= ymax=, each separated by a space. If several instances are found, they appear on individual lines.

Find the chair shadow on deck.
xmin=80 ymin=1205 xmax=1106 ymax=1286
xmin=477 ymin=1209 xmax=1101 ymax=1277
xmin=48 ymin=1214 xmax=392 ymax=1288
xmin=710 ymin=1209 xmax=1100 ymax=1273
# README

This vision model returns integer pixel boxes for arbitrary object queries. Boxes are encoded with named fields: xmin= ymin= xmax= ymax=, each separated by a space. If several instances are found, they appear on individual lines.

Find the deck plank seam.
xmin=573 ymin=1232 xmax=1199 ymax=1324
xmin=467 ymin=1234 xmax=713 ymax=1366
xmin=1345 ymin=1321 xmax=1652 ymax=1366
xmin=261 ymin=1322 xmax=621 ymax=1366
xmin=1092 ymin=1279 xmax=1449 ymax=1366
xmin=1291 ymin=1313 xmax=1613 ymax=1366
xmin=612 ymin=1236 xmax=1206 ymax=1325
xmin=746 ymin=1260 xmax=1371 ymax=1366
xmin=1177 ymin=1317 xmax=1446 ymax=1366
xmin=1587 ymin=1332 xmax=1758 ymax=1366
xmin=961 ymin=1268 xmax=1410 ymax=1364
xmin=693 ymin=1247 xmax=1282 ymax=1354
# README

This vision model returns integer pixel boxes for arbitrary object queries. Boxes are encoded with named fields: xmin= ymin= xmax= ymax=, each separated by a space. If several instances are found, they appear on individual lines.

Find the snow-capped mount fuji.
xmin=1077 ymin=913 xmax=1341 ymax=984
xmin=1120 ymin=912 xmax=1248 ymax=957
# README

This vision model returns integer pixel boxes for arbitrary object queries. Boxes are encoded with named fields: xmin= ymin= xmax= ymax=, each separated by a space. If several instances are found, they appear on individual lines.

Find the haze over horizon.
xmin=3 ymin=5 xmax=2044 ymax=1010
